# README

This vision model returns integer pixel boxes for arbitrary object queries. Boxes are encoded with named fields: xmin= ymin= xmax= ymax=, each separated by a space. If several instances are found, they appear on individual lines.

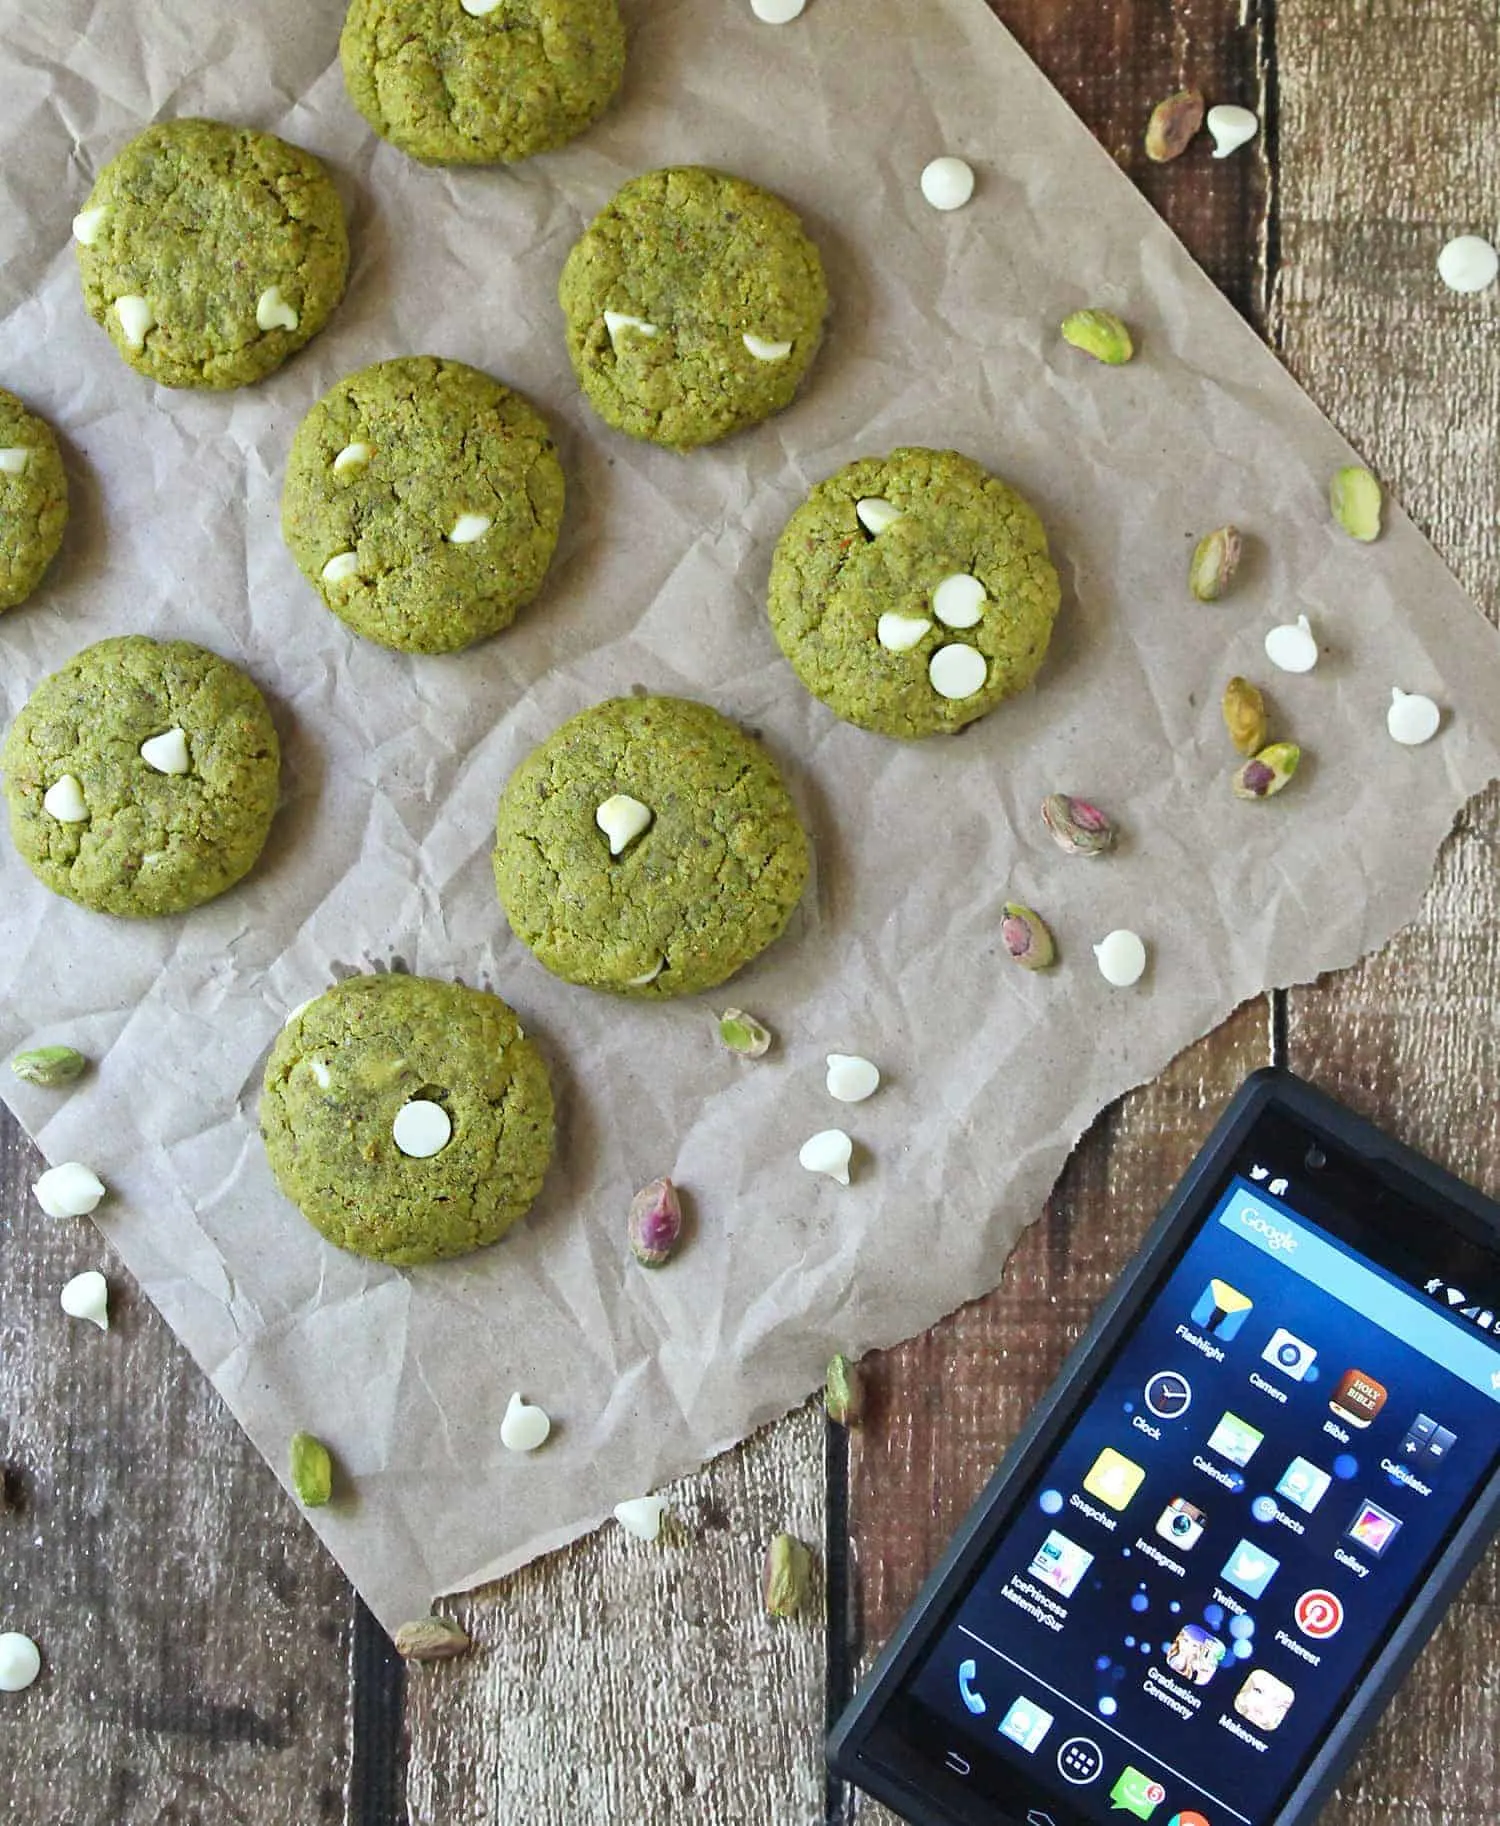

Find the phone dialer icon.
xmin=1055 ymin=1736 xmax=1105 ymax=1785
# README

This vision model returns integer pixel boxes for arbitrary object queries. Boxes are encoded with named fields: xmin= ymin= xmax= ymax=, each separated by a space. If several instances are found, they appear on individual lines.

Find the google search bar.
xmin=1219 ymin=1189 xmax=1500 ymax=1404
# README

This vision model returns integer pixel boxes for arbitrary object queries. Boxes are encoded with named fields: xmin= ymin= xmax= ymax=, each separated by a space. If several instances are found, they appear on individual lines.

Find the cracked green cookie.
xmin=493 ymin=696 xmax=810 ymax=997
xmin=559 ymin=167 xmax=829 ymax=450
xmin=340 ymin=0 xmax=626 ymax=166
xmin=0 ymin=390 xmax=67 ymax=611
xmin=767 ymin=448 xmax=1062 ymax=739
xmin=73 ymin=118 xmax=349 ymax=390
xmin=2 ymin=635 xmax=280 ymax=917
xmin=261 ymin=974 xmax=555 ymax=1267
xmin=281 ymin=356 xmax=565 ymax=654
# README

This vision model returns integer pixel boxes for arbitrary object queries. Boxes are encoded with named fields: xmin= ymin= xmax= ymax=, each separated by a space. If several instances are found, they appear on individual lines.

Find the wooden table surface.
xmin=3 ymin=3 xmax=1497 ymax=1822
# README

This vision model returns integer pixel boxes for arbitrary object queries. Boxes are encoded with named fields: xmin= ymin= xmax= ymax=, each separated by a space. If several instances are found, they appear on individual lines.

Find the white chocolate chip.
xmin=800 ymin=1128 xmax=853 ymax=1185
xmin=928 ymin=644 xmax=988 ymax=700
xmin=0 ymin=1634 xmax=41 ymax=1693
xmin=856 ymin=498 xmax=902 ymax=535
xmin=461 ymin=0 xmax=503 ymax=12
xmin=604 ymin=311 xmax=660 ymax=347
xmin=1094 ymin=929 xmax=1148 ymax=987
xmin=42 ymin=776 xmax=88 ymax=823
xmin=1437 ymin=234 xmax=1498 ymax=296
xmin=321 ymin=552 xmax=359 ymax=585
xmin=751 ymin=0 xmax=806 ymax=20
xmin=826 ymin=1054 xmax=880 ymax=1103
xmin=333 ymin=442 xmax=373 ymax=475
xmin=33 ymin=1162 xmax=106 ymax=1219
xmin=626 ymin=960 xmax=664 ymax=986
xmin=60 ymin=1270 xmax=109 ymax=1332
xmin=1264 ymin=613 xmax=1319 ymax=674
xmin=255 ymin=286 xmax=299 ymax=333
xmin=596 ymin=793 xmax=653 ymax=856
xmin=448 ymin=513 xmax=493 ymax=545
xmin=1207 ymin=105 xmax=1259 ymax=158
xmin=72 ymin=205 xmax=109 ymax=246
xmin=113 ymin=295 xmax=155 ymax=350
xmin=932 ymin=573 xmax=987 ymax=628
xmin=0 ymin=448 xmax=30 ymax=476
xmin=614 ymin=1494 xmax=668 ymax=1541
xmin=139 ymin=727 xmax=189 ymax=776
xmin=743 ymin=333 xmax=794 ymax=361
xmin=1387 ymin=687 xmax=1442 ymax=747
xmin=920 ymin=156 xmax=976 ymax=212
xmin=286 ymin=999 xmax=314 ymax=1026
xmin=877 ymin=613 xmax=932 ymax=653
xmin=392 ymin=1100 xmax=452 ymax=1159
xmin=308 ymin=1060 xmax=332 ymax=1089
xmin=500 ymin=1392 xmax=552 ymax=1453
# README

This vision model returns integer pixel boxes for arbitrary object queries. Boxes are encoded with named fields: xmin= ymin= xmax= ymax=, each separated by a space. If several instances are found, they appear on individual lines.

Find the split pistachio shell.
xmin=1060 ymin=308 xmax=1134 ymax=365
xmin=500 ymin=1392 xmax=552 ymax=1452
xmin=718 ymin=1009 xmax=772 ymax=1057
xmin=394 ymin=1616 xmax=472 ymax=1661
xmin=1387 ymin=688 xmax=1441 ymax=747
xmin=1093 ymin=929 xmax=1148 ymax=987
xmin=60 ymin=1270 xmax=109 ymax=1331
xmin=825 ymin=1353 xmax=863 ymax=1426
xmin=763 ymin=1533 xmax=814 ymax=1619
xmin=1041 ymin=793 xmax=1115 ymax=857
xmin=1222 ymin=677 xmax=1269 ymax=755
xmin=799 ymin=1129 xmax=853 ymax=1185
xmin=0 ymin=1633 xmax=42 ymax=1692
xmin=1264 ymin=614 xmax=1319 ymax=674
xmin=1001 ymin=903 xmax=1056 ymax=970
xmin=825 ymin=1054 xmax=880 ymax=1103
xmin=1144 ymin=89 xmax=1204 ymax=162
xmin=1189 ymin=525 xmax=1243 ymax=601
xmin=32 ymin=1163 xmax=106 ymax=1218
xmin=614 ymin=1494 xmax=668 ymax=1541
xmin=628 ymin=1177 xmax=683 ymax=1267
xmin=10 ymin=1046 xmax=88 ymax=1089
xmin=1330 ymin=466 xmax=1382 ymax=542
xmin=289 ymin=1431 xmax=333 ymax=1508
xmin=1232 ymin=741 xmax=1301 ymax=800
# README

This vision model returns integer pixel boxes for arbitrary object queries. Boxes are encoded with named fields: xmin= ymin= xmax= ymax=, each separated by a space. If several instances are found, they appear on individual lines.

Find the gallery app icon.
xmin=1294 ymin=1589 xmax=1345 ymax=1640
xmin=1207 ymin=1411 xmax=1265 ymax=1468
xmin=1029 ymin=1529 xmax=1094 ymax=1598
xmin=1221 ymin=1537 xmax=1281 ymax=1599
xmin=1276 ymin=1456 xmax=1332 ymax=1514
xmin=1234 ymin=1669 xmax=1295 ymax=1732
xmin=1399 ymin=1414 xmax=1458 ymax=1468
xmin=1261 ymin=1327 xmax=1318 ymax=1380
xmin=1156 ymin=1496 xmax=1207 ymax=1552
xmin=1165 ymin=1624 xmax=1226 ymax=1686
xmin=1192 ymin=1278 xmax=1254 ymax=1341
xmin=1330 ymin=1367 xmax=1388 ymax=1429
xmin=1346 ymin=1499 xmax=1403 ymax=1557
xmin=1109 ymin=1767 xmax=1167 ymax=1820
xmin=1083 ymin=1447 xmax=1147 ymax=1512
xmin=998 ymin=1695 xmax=1054 ymax=1753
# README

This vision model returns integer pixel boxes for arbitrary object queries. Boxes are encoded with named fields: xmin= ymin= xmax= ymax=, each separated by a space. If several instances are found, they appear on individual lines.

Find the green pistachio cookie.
xmin=261 ymin=974 xmax=555 ymax=1267
xmin=494 ymin=695 xmax=810 ymax=997
xmin=0 ymin=391 xmax=68 ymax=611
xmin=767 ymin=448 xmax=1062 ymax=740
xmin=558 ymin=167 xmax=829 ymax=450
xmin=281 ymin=356 xmax=565 ymax=655
xmin=73 ymin=118 xmax=349 ymax=390
xmin=2 ymin=636 xmax=280 ymax=917
xmin=340 ymin=0 xmax=625 ymax=165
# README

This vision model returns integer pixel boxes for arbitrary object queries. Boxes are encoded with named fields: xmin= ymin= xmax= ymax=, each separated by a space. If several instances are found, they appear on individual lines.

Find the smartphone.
xmin=829 ymin=1068 xmax=1500 ymax=1826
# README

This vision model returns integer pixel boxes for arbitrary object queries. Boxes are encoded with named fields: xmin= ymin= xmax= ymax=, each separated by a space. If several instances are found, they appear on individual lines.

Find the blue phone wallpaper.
xmin=908 ymin=1178 xmax=1500 ymax=1826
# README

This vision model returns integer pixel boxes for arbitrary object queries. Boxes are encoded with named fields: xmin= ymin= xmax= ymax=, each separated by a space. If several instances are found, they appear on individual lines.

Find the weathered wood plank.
xmin=0 ymin=1114 xmax=354 ymax=1824
xmin=404 ymin=1404 xmax=828 ymax=1826
xmin=1274 ymin=1 xmax=1500 ymax=1818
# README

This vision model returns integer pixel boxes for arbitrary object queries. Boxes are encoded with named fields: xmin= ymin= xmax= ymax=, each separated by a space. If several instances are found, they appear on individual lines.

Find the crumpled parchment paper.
xmin=3 ymin=0 xmax=1498 ymax=1631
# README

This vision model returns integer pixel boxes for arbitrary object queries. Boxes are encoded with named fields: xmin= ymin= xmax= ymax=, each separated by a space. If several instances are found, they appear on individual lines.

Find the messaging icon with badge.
xmin=1109 ymin=1766 xmax=1167 ymax=1819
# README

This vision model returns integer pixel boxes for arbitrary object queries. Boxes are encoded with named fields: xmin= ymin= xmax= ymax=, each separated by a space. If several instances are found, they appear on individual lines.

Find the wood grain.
xmin=1273 ymin=1 xmax=1500 ymax=1818
xmin=0 ymin=1119 xmax=353 ymax=1824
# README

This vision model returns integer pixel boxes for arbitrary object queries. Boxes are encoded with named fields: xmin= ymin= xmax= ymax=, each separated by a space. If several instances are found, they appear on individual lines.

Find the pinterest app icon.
xmin=1295 ymin=1589 xmax=1345 ymax=1639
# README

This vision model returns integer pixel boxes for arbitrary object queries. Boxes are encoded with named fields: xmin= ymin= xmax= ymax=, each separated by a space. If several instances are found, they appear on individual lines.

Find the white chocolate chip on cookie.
xmin=139 ymin=728 xmax=190 ymax=776
xmin=743 ymin=333 xmax=794 ymax=361
xmin=856 ymin=498 xmax=902 ymax=535
xmin=321 ymin=552 xmax=359 ymax=585
xmin=0 ymin=448 xmax=30 ymax=476
xmin=877 ymin=613 xmax=933 ymax=653
xmin=43 ymin=776 xmax=88 ymax=823
xmin=393 ymin=1100 xmax=452 ymax=1159
xmin=256 ymin=286 xmax=299 ymax=333
xmin=933 ymin=573 xmax=987 ymax=629
xmin=114 ymin=295 xmax=155 ymax=350
xmin=72 ymin=205 xmax=109 ymax=246
xmin=448 ymin=513 xmax=493 ymax=545
xmin=928 ymin=645 xmax=988 ymax=699
xmin=604 ymin=311 xmax=660 ymax=347
xmin=596 ymin=794 xmax=653 ymax=857
xmin=333 ymin=442 xmax=373 ymax=475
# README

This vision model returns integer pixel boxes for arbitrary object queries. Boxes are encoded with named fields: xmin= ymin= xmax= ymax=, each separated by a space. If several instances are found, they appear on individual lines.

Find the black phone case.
xmin=828 ymin=1066 xmax=1500 ymax=1826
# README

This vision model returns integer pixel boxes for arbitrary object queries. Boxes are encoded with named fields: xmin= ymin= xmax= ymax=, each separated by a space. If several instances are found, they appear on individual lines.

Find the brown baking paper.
xmin=3 ymin=0 xmax=1499 ymax=1631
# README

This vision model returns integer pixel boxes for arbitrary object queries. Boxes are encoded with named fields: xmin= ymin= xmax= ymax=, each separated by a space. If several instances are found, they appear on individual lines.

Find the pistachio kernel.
xmin=1189 ymin=525 xmax=1244 ymax=602
xmin=394 ymin=1616 xmax=472 ymax=1662
xmin=1145 ymin=89 xmax=1205 ymax=163
xmin=1221 ymin=677 xmax=1269 ymax=755
xmin=1232 ymin=741 xmax=1302 ymax=800
xmin=763 ymin=1533 xmax=814 ymax=1619
xmin=1060 ymin=308 xmax=1135 ymax=366
xmin=1041 ymin=793 xmax=1116 ymax=857
xmin=10 ymin=1045 xmax=88 ymax=1089
xmin=628 ymin=1177 xmax=684 ymax=1268
xmin=825 ymin=1353 xmax=863 ymax=1427
xmin=718 ymin=1009 xmax=772 ymax=1057
xmin=289 ymin=1431 xmax=334 ymax=1508
xmin=1001 ymin=903 xmax=1057 ymax=970
xmin=1330 ymin=466 xmax=1382 ymax=543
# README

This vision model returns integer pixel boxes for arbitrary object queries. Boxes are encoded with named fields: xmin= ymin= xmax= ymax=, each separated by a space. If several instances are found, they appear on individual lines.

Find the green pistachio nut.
xmin=1060 ymin=308 xmax=1135 ymax=366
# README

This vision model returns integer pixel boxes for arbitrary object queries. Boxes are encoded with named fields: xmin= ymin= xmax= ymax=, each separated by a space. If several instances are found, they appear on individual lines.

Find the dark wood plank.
xmin=0 ymin=1112 xmax=354 ymax=1823
xmin=1273 ymin=0 xmax=1500 ymax=1816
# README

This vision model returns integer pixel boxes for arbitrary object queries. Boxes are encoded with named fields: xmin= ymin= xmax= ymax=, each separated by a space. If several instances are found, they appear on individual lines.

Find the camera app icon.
xmin=1261 ymin=1327 xmax=1318 ymax=1381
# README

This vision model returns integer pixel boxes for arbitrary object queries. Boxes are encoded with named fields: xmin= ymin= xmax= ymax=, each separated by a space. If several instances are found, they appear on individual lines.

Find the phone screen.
xmin=883 ymin=1146 xmax=1500 ymax=1826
